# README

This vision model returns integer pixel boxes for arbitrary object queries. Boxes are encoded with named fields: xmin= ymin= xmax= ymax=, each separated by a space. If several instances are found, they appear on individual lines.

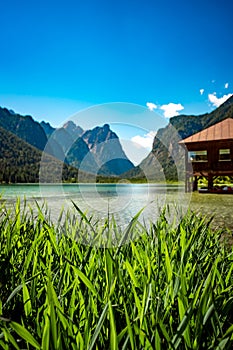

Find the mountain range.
xmin=0 ymin=95 xmax=233 ymax=183
xmin=41 ymin=121 xmax=134 ymax=175
xmin=0 ymin=123 xmax=81 ymax=183
xmin=0 ymin=106 xmax=135 ymax=182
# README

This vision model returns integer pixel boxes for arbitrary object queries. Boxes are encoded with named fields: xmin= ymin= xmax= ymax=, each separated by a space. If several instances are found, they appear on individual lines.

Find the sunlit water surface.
xmin=1 ymin=184 xmax=233 ymax=233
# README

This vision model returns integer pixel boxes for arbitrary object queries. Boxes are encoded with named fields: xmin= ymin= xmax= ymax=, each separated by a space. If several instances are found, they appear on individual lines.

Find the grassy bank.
xmin=0 ymin=200 xmax=233 ymax=349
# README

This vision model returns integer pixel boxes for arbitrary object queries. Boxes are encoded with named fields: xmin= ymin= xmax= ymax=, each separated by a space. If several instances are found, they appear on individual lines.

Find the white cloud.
xmin=131 ymin=131 xmax=156 ymax=149
xmin=208 ymin=92 xmax=233 ymax=108
xmin=225 ymin=82 xmax=229 ymax=89
xmin=200 ymin=88 xmax=204 ymax=95
xmin=146 ymin=102 xmax=157 ymax=111
xmin=160 ymin=103 xmax=184 ymax=118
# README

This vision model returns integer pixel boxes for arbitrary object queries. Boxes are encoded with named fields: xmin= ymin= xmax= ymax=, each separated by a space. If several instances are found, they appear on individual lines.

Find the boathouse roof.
xmin=179 ymin=118 xmax=233 ymax=144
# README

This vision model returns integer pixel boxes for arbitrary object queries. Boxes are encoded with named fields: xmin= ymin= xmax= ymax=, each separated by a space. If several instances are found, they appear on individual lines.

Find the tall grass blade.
xmin=22 ymin=283 xmax=32 ymax=317
xmin=1 ymin=328 xmax=20 ymax=350
xmin=125 ymin=259 xmax=139 ymax=288
xmin=124 ymin=303 xmax=135 ymax=350
xmin=71 ymin=200 xmax=96 ymax=235
xmin=114 ymin=207 xmax=145 ymax=257
xmin=108 ymin=300 xmax=118 ymax=350
xmin=88 ymin=303 xmax=108 ymax=350
xmin=3 ymin=284 xmax=24 ymax=308
xmin=10 ymin=322 xmax=40 ymax=349
xmin=73 ymin=266 xmax=98 ymax=296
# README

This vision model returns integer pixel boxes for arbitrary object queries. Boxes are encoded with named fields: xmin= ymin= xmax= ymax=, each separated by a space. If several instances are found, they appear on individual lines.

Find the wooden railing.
xmin=191 ymin=161 xmax=233 ymax=172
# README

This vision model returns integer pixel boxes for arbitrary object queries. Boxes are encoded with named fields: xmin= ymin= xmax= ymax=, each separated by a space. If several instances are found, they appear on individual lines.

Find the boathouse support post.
xmin=208 ymin=173 xmax=213 ymax=190
xmin=185 ymin=174 xmax=193 ymax=192
xmin=185 ymin=173 xmax=189 ymax=192
xmin=193 ymin=176 xmax=198 ymax=191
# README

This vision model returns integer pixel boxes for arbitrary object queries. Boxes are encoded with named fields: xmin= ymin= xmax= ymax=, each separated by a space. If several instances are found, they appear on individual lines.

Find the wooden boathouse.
xmin=179 ymin=118 xmax=233 ymax=192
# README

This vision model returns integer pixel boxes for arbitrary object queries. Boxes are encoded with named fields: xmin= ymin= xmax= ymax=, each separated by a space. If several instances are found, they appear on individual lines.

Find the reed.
xmin=0 ymin=199 xmax=232 ymax=349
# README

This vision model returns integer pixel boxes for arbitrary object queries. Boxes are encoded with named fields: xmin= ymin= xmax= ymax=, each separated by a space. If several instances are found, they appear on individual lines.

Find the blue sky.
xmin=0 ymin=0 xmax=232 ymax=159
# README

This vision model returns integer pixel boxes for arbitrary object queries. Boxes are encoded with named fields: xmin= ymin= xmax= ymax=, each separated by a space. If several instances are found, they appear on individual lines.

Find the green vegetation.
xmin=0 ymin=200 xmax=233 ymax=349
xmin=0 ymin=125 xmax=78 ymax=183
xmin=199 ymin=176 xmax=233 ymax=187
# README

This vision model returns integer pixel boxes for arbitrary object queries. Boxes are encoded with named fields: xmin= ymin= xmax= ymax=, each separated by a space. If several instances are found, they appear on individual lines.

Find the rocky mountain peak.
xmin=42 ymin=120 xmax=134 ymax=176
xmin=103 ymin=123 xmax=110 ymax=131
xmin=63 ymin=120 xmax=83 ymax=138
xmin=82 ymin=124 xmax=118 ymax=148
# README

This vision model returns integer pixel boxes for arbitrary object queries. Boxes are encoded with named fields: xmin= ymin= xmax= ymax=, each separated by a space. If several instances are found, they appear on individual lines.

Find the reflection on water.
xmin=0 ymin=184 xmax=233 ymax=232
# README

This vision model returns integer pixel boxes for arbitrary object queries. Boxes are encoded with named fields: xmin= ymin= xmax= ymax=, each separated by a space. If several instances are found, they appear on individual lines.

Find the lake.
xmin=0 ymin=183 xmax=233 ymax=233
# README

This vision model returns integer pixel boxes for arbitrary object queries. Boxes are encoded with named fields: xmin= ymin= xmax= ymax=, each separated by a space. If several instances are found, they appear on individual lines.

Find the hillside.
xmin=170 ymin=94 xmax=233 ymax=139
xmin=0 ymin=107 xmax=48 ymax=151
xmin=124 ymin=95 xmax=233 ymax=181
xmin=40 ymin=121 xmax=56 ymax=138
xmin=65 ymin=137 xmax=98 ymax=173
xmin=0 ymin=126 xmax=92 ymax=183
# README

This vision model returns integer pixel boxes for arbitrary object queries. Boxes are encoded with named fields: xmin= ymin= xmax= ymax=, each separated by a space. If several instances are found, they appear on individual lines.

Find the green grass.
xmin=0 ymin=199 xmax=233 ymax=349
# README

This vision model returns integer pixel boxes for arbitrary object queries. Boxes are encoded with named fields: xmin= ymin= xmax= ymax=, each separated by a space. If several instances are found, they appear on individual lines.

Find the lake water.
xmin=0 ymin=183 xmax=233 ymax=233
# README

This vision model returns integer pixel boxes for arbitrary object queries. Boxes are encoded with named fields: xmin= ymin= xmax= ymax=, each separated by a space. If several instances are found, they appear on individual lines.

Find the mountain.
xmin=80 ymin=124 xmax=135 ymax=175
xmin=63 ymin=121 xmax=83 ymax=139
xmin=43 ymin=122 xmax=135 ymax=176
xmin=64 ymin=137 xmax=98 ymax=173
xmin=170 ymin=95 xmax=233 ymax=140
xmin=40 ymin=121 xmax=56 ymax=138
xmin=0 ymin=107 xmax=48 ymax=151
xmin=41 ymin=120 xmax=84 ymax=155
xmin=124 ymin=95 xmax=233 ymax=181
